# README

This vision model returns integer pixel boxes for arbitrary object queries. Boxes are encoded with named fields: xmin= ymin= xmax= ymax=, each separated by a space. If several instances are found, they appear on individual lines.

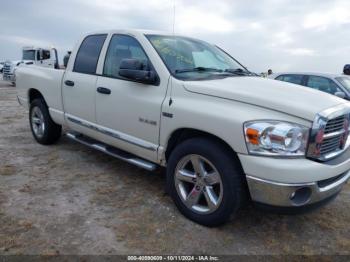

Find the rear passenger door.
xmin=63 ymin=34 xmax=107 ymax=132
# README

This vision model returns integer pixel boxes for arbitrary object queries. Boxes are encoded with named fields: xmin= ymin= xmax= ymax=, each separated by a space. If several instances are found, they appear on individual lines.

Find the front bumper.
xmin=238 ymin=148 xmax=350 ymax=207
xmin=3 ymin=74 xmax=15 ymax=82
xmin=246 ymin=171 xmax=350 ymax=207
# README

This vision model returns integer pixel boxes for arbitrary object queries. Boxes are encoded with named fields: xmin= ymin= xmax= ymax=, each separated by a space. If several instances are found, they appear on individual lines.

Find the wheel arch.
xmin=164 ymin=128 xmax=240 ymax=163
xmin=28 ymin=88 xmax=45 ymax=104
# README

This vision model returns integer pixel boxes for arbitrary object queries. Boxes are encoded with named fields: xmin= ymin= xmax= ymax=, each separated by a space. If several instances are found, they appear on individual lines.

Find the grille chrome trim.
xmin=307 ymin=104 xmax=350 ymax=161
xmin=323 ymin=129 xmax=346 ymax=139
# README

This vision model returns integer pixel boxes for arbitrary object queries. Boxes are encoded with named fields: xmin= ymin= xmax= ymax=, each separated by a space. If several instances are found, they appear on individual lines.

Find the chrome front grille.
xmin=320 ymin=134 xmax=342 ymax=155
xmin=307 ymin=105 xmax=350 ymax=161
xmin=324 ymin=115 xmax=346 ymax=134
xmin=320 ymin=115 xmax=346 ymax=155
xmin=3 ymin=64 xmax=12 ymax=75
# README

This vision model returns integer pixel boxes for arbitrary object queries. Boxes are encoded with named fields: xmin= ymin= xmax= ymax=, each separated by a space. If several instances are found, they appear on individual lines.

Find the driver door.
xmin=95 ymin=34 xmax=168 ymax=161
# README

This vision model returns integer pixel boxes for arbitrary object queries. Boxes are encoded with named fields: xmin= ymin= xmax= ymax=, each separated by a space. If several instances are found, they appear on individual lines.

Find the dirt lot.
xmin=0 ymin=78 xmax=349 ymax=255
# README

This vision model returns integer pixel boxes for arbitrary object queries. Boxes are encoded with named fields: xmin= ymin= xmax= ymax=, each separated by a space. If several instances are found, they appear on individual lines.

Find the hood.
xmin=5 ymin=60 xmax=23 ymax=66
xmin=183 ymin=76 xmax=347 ymax=121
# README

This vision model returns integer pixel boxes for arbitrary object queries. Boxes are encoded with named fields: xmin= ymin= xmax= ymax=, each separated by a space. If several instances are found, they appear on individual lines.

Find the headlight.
xmin=244 ymin=121 xmax=309 ymax=156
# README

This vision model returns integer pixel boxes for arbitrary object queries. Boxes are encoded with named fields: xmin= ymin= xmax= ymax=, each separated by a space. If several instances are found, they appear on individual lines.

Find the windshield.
xmin=336 ymin=77 xmax=350 ymax=92
xmin=146 ymin=34 xmax=249 ymax=80
xmin=22 ymin=50 xmax=36 ymax=60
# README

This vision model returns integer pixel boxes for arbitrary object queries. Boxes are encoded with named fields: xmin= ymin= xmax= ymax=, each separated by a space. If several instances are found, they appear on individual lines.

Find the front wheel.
xmin=29 ymin=98 xmax=62 ymax=145
xmin=167 ymin=138 xmax=246 ymax=227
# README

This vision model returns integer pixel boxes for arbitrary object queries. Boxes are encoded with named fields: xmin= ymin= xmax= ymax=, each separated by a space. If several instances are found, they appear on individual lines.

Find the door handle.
xmin=65 ymin=80 xmax=74 ymax=86
xmin=97 ymin=87 xmax=111 ymax=95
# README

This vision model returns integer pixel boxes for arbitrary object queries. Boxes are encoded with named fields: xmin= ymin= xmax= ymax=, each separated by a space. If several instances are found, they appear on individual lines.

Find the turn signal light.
xmin=246 ymin=128 xmax=259 ymax=145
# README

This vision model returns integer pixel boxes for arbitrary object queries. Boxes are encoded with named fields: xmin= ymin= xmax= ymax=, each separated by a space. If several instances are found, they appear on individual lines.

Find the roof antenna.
xmin=169 ymin=0 xmax=176 ymax=106
xmin=172 ymin=0 xmax=176 ymax=36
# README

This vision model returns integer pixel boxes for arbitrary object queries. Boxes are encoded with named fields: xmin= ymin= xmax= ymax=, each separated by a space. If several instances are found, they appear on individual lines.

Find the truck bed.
xmin=16 ymin=65 xmax=65 ymax=116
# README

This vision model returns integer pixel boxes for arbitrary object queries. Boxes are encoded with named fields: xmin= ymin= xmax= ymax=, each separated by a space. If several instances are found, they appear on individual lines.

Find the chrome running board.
xmin=66 ymin=131 xmax=157 ymax=171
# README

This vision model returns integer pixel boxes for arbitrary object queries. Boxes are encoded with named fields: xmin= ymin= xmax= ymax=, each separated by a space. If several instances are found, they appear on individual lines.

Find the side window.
xmin=42 ymin=50 xmax=50 ymax=60
xmin=103 ymin=35 xmax=148 ymax=78
xmin=73 ymin=34 xmax=107 ymax=74
xmin=306 ymin=76 xmax=341 ymax=95
xmin=277 ymin=74 xmax=303 ymax=85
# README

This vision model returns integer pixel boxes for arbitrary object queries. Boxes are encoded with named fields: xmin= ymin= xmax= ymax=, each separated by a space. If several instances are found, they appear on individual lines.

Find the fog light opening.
xmin=290 ymin=187 xmax=312 ymax=206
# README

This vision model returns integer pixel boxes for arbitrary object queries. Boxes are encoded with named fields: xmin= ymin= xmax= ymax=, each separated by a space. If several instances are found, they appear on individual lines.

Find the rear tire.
xmin=166 ymin=137 xmax=245 ymax=227
xmin=29 ymin=98 xmax=61 ymax=145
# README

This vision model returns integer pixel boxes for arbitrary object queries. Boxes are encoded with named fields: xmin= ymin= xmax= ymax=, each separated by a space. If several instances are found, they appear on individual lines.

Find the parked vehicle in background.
xmin=2 ymin=46 xmax=59 ymax=85
xmin=2 ymin=60 xmax=22 ymax=85
xmin=63 ymin=51 xmax=72 ymax=68
xmin=0 ymin=61 xmax=4 ymax=73
xmin=22 ymin=46 xmax=59 ymax=69
xmin=16 ymin=30 xmax=350 ymax=226
xmin=270 ymin=72 xmax=350 ymax=100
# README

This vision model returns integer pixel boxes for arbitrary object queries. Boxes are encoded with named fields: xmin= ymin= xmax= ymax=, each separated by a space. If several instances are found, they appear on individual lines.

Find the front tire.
xmin=29 ymin=98 xmax=62 ymax=145
xmin=167 ymin=138 xmax=245 ymax=227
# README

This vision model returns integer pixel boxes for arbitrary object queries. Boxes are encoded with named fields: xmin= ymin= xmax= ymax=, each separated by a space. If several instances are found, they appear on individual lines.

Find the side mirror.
xmin=119 ymin=58 xmax=157 ymax=85
xmin=335 ymin=91 xmax=346 ymax=99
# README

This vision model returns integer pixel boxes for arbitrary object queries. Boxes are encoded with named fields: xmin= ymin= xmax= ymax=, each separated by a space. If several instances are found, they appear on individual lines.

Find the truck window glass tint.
xmin=307 ymin=76 xmax=340 ymax=95
xmin=103 ymin=35 xmax=148 ymax=78
xmin=42 ymin=50 xmax=50 ymax=60
xmin=23 ymin=50 xmax=36 ymax=60
xmin=278 ymin=74 xmax=303 ymax=85
xmin=73 ymin=34 xmax=107 ymax=74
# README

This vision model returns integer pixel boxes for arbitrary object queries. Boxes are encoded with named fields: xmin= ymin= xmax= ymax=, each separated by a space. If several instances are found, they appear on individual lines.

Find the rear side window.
xmin=306 ymin=76 xmax=341 ymax=95
xmin=42 ymin=50 xmax=50 ymax=60
xmin=336 ymin=77 xmax=350 ymax=92
xmin=276 ymin=74 xmax=303 ymax=85
xmin=73 ymin=34 xmax=107 ymax=74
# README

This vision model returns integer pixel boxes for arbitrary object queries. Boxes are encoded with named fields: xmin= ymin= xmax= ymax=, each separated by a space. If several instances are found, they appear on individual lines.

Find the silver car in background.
xmin=270 ymin=72 xmax=350 ymax=100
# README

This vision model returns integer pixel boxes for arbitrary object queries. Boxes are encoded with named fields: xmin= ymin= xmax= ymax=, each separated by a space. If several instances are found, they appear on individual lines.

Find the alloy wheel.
xmin=174 ymin=154 xmax=223 ymax=214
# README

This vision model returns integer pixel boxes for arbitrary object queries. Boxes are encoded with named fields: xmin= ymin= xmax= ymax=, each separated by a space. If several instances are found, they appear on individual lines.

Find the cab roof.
xmin=84 ymin=29 xmax=181 ymax=37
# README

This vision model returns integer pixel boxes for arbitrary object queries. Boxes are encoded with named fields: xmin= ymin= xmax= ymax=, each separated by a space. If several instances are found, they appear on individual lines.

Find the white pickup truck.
xmin=16 ymin=29 xmax=350 ymax=226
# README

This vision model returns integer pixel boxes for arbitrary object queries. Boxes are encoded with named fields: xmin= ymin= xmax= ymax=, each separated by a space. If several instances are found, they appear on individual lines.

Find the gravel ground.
xmin=0 ymin=79 xmax=349 ymax=255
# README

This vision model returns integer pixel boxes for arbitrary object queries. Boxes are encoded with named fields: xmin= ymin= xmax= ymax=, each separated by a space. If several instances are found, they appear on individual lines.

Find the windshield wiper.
xmin=175 ymin=67 xmax=223 ymax=74
xmin=224 ymin=68 xmax=257 ymax=76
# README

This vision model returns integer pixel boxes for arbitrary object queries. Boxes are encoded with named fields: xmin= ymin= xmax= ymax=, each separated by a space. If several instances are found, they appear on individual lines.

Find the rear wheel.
xmin=167 ymin=138 xmax=245 ymax=227
xmin=29 ymin=98 xmax=62 ymax=145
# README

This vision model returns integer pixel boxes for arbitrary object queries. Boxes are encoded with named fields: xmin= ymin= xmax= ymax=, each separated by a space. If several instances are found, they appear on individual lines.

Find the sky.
xmin=0 ymin=0 xmax=349 ymax=74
